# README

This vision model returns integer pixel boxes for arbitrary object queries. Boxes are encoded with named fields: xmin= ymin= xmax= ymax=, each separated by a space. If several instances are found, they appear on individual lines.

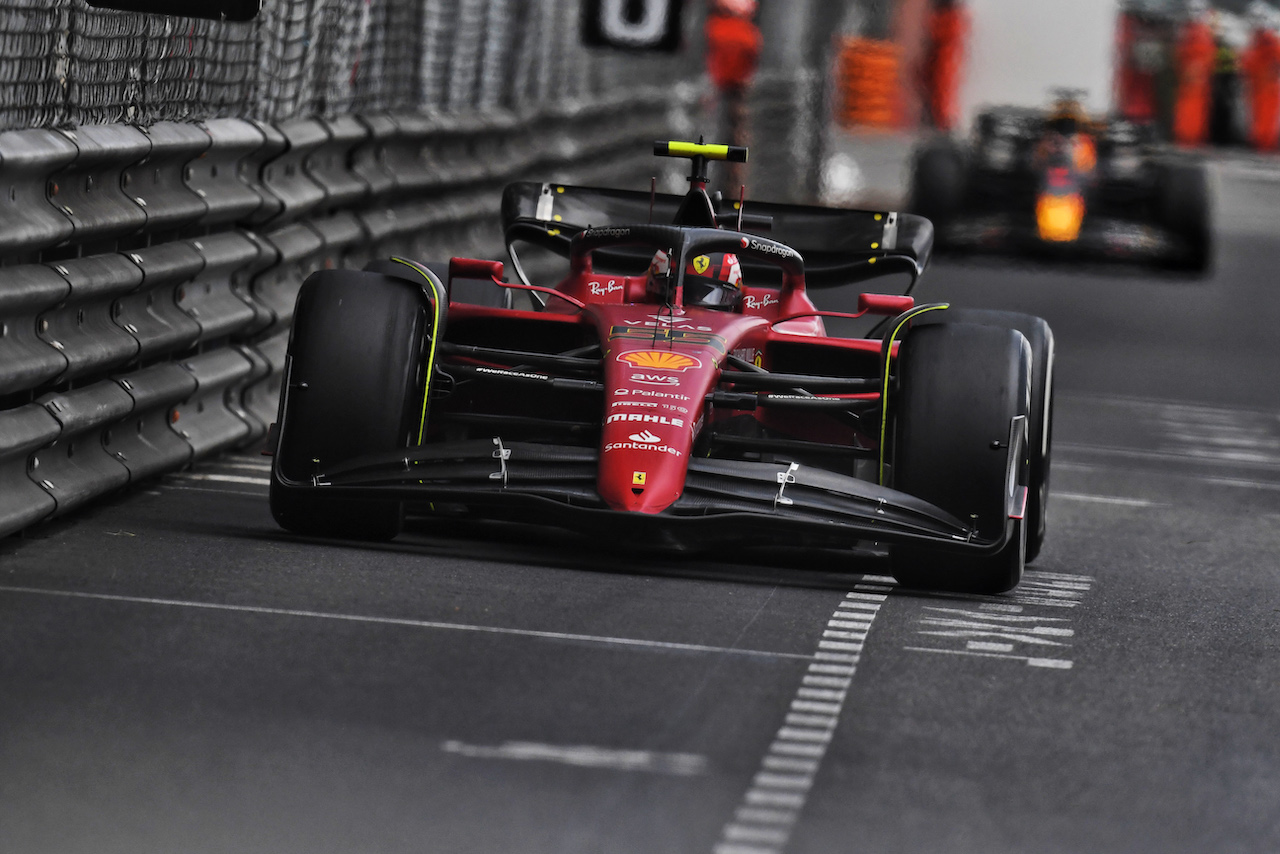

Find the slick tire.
xmin=270 ymin=269 xmax=429 ymax=541
xmin=1156 ymin=161 xmax=1212 ymax=274
xmin=908 ymin=140 xmax=966 ymax=236
xmin=914 ymin=309 xmax=1054 ymax=562
xmin=889 ymin=323 xmax=1032 ymax=594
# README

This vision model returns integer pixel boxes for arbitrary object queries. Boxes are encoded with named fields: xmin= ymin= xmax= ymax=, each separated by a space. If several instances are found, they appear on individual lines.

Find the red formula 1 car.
xmin=268 ymin=142 xmax=1055 ymax=593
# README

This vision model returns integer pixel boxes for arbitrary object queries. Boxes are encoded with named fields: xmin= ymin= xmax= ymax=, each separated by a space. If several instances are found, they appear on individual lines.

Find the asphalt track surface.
xmin=3 ymin=161 xmax=1280 ymax=854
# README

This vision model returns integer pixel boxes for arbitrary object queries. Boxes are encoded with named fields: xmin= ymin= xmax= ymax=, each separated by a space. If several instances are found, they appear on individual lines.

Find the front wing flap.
xmin=273 ymin=417 xmax=1027 ymax=556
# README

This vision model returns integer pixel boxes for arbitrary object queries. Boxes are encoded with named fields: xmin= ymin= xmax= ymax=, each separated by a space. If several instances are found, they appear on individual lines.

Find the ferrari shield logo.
xmin=692 ymin=254 xmax=710 ymax=274
xmin=632 ymin=471 xmax=647 ymax=486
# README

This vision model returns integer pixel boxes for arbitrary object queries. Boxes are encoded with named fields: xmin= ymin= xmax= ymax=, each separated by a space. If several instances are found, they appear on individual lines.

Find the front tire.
xmin=270 ymin=269 xmax=429 ymax=540
xmin=889 ymin=323 xmax=1032 ymax=594
xmin=914 ymin=309 xmax=1054 ymax=562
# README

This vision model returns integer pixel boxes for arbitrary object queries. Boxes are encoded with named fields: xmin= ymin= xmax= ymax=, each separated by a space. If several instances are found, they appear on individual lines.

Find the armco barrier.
xmin=0 ymin=130 xmax=78 ymax=258
xmin=0 ymin=90 xmax=690 ymax=540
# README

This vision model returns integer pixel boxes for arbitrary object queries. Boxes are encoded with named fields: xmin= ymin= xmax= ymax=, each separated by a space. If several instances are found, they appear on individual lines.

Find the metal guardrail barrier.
xmin=0 ymin=90 xmax=690 ymax=539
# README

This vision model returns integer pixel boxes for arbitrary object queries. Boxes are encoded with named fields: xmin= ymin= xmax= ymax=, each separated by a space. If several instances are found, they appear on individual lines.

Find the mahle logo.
xmin=618 ymin=350 xmax=702 ymax=371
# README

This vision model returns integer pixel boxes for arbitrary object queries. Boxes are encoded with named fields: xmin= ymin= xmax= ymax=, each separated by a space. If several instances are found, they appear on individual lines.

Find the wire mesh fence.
xmin=0 ymin=0 xmax=839 ymax=204
xmin=0 ymin=0 xmax=714 ymax=129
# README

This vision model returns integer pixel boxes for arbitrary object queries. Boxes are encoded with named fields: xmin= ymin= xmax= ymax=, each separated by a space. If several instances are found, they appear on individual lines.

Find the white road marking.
xmin=209 ymin=461 xmax=272 ymax=473
xmin=1218 ymin=162 xmax=1280 ymax=183
xmin=904 ymin=572 xmax=1094 ymax=668
xmin=905 ymin=646 xmax=1074 ymax=669
xmin=1055 ymin=492 xmax=1156 ymax=507
xmin=440 ymin=740 xmax=707 ymax=775
xmin=163 ymin=486 xmax=268 ymax=499
xmin=0 ymin=586 xmax=812 ymax=661
xmin=1054 ymin=460 xmax=1280 ymax=492
xmin=714 ymin=580 xmax=889 ymax=854
xmin=170 ymin=472 xmax=271 ymax=486
xmin=763 ymin=757 xmax=819 ymax=773
xmin=967 ymin=641 xmax=1014 ymax=653
xmin=1056 ymin=442 xmax=1280 ymax=472
xmin=735 ymin=807 xmax=796 ymax=825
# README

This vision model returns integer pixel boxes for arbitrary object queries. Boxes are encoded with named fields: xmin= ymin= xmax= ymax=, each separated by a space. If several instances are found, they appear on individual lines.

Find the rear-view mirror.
xmin=449 ymin=258 xmax=505 ymax=283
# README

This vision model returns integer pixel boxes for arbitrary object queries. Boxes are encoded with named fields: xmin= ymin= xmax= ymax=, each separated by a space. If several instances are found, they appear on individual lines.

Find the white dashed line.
xmin=713 ymin=578 xmax=892 ymax=854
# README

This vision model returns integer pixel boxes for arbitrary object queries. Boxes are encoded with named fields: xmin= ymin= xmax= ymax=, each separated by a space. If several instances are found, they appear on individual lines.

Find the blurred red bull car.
xmin=909 ymin=92 xmax=1212 ymax=274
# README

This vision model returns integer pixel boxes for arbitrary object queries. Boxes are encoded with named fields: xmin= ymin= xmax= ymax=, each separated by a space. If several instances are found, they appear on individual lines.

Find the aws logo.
xmin=617 ymin=350 xmax=702 ymax=372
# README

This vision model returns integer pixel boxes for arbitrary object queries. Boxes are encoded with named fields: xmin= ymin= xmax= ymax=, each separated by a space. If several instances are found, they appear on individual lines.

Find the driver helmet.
xmin=646 ymin=249 xmax=744 ymax=311
xmin=1046 ymin=97 xmax=1088 ymax=136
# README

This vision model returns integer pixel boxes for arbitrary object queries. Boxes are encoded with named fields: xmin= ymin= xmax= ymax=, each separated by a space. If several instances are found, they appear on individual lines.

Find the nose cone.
xmin=599 ymin=348 xmax=716 ymax=514
xmin=1036 ymin=192 xmax=1084 ymax=242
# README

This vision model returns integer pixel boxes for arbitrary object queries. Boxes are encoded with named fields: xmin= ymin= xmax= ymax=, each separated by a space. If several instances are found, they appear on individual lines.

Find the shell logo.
xmin=618 ymin=350 xmax=702 ymax=372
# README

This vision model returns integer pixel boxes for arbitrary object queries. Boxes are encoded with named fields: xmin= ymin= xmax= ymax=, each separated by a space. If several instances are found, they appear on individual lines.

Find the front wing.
xmin=938 ymin=212 xmax=1188 ymax=267
xmin=271 ymin=419 xmax=1027 ymax=557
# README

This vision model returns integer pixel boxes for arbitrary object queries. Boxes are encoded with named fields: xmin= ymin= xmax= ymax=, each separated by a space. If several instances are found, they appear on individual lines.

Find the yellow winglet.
xmin=653 ymin=140 xmax=748 ymax=162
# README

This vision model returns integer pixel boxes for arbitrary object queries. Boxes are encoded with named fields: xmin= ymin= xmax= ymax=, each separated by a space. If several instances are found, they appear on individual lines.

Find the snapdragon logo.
xmin=583 ymin=226 xmax=631 ymax=239
xmin=747 ymin=238 xmax=791 ymax=258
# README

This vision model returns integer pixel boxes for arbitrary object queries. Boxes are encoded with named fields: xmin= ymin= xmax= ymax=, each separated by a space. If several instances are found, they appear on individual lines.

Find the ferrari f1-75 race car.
xmin=910 ymin=93 xmax=1212 ymax=274
xmin=267 ymin=141 xmax=1055 ymax=594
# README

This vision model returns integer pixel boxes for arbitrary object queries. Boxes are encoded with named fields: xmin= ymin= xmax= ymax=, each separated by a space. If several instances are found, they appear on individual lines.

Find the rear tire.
xmin=908 ymin=141 xmax=966 ymax=236
xmin=889 ymin=323 xmax=1031 ymax=594
xmin=914 ymin=309 xmax=1054 ymax=562
xmin=270 ymin=269 xmax=429 ymax=540
xmin=1155 ymin=161 xmax=1212 ymax=274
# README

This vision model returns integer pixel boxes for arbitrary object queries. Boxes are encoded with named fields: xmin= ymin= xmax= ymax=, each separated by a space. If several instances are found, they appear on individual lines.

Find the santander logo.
xmin=629 ymin=430 xmax=661 ymax=443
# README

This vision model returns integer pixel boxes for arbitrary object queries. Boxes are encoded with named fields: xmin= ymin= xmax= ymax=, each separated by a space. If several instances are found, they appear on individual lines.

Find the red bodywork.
xmin=442 ymin=258 xmax=894 ymax=516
